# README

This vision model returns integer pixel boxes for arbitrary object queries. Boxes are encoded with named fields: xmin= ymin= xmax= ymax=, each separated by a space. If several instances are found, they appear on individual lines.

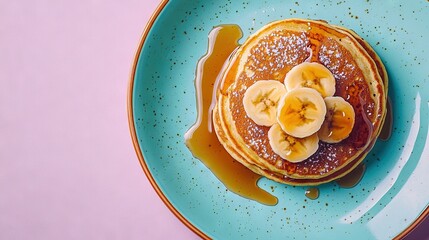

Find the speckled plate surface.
xmin=129 ymin=1 xmax=429 ymax=239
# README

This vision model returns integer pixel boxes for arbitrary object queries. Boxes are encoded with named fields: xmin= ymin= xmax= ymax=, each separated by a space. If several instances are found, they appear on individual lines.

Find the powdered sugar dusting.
xmin=319 ymin=40 xmax=355 ymax=81
xmin=244 ymin=31 xmax=309 ymax=81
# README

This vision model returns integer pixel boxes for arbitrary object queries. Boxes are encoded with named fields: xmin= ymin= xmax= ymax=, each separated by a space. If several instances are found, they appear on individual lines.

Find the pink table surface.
xmin=0 ymin=0 xmax=427 ymax=239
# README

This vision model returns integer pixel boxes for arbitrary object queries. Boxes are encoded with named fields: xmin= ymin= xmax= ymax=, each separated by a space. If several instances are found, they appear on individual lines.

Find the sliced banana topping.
xmin=277 ymin=87 xmax=326 ymax=138
xmin=319 ymin=96 xmax=355 ymax=143
xmin=268 ymin=123 xmax=319 ymax=163
xmin=284 ymin=62 xmax=336 ymax=98
xmin=242 ymin=64 xmax=353 ymax=163
xmin=243 ymin=80 xmax=287 ymax=126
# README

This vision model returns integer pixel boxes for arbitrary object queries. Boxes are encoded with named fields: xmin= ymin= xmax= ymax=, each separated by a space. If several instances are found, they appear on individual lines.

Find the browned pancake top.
xmin=226 ymin=29 xmax=376 ymax=176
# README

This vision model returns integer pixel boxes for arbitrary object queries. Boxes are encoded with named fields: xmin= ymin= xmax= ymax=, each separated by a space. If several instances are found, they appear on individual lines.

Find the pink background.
xmin=0 ymin=0 xmax=427 ymax=239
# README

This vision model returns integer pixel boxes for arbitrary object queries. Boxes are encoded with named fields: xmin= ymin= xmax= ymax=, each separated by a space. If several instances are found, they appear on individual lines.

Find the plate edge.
xmin=394 ymin=207 xmax=429 ymax=240
xmin=126 ymin=0 xmax=210 ymax=239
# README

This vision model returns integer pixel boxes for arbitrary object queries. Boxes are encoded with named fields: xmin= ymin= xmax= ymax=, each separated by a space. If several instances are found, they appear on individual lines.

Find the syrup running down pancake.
xmin=213 ymin=19 xmax=387 ymax=186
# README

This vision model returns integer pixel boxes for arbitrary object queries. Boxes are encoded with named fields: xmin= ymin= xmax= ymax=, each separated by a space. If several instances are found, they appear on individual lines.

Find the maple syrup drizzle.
xmin=336 ymin=163 xmax=366 ymax=188
xmin=184 ymin=25 xmax=278 ymax=205
xmin=305 ymin=187 xmax=319 ymax=200
xmin=379 ymin=97 xmax=393 ymax=141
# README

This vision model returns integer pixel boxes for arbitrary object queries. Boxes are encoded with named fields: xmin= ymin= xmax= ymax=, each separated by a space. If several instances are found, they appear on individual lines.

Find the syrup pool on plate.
xmin=184 ymin=24 xmax=278 ymax=206
xmin=336 ymin=164 xmax=366 ymax=188
xmin=305 ymin=187 xmax=320 ymax=200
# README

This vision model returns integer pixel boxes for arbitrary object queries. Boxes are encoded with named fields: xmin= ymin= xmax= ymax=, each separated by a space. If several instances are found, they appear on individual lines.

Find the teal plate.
xmin=129 ymin=1 xmax=429 ymax=239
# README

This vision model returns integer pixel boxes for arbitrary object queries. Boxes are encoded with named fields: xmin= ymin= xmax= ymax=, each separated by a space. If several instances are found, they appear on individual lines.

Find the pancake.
xmin=213 ymin=19 xmax=387 ymax=185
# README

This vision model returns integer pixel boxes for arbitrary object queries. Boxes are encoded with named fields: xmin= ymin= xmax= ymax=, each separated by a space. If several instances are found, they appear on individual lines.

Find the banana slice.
xmin=284 ymin=62 xmax=336 ymax=98
xmin=319 ymin=96 xmax=355 ymax=143
xmin=268 ymin=123 xmax=319 ymax=163
xmin=243 ymin=80 xmax=287 ymax=126
xmin=277 ymin=87 xmax=326 ymax=138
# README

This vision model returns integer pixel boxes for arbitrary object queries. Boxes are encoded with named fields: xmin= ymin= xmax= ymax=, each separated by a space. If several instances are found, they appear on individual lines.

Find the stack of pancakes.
xmin=213 ymin=19 xmax=387 ymax=186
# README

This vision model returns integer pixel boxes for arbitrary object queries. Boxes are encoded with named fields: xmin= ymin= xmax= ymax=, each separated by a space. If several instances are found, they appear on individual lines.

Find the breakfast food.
xmin=213 ymin=19 xmax=387 ymax=186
